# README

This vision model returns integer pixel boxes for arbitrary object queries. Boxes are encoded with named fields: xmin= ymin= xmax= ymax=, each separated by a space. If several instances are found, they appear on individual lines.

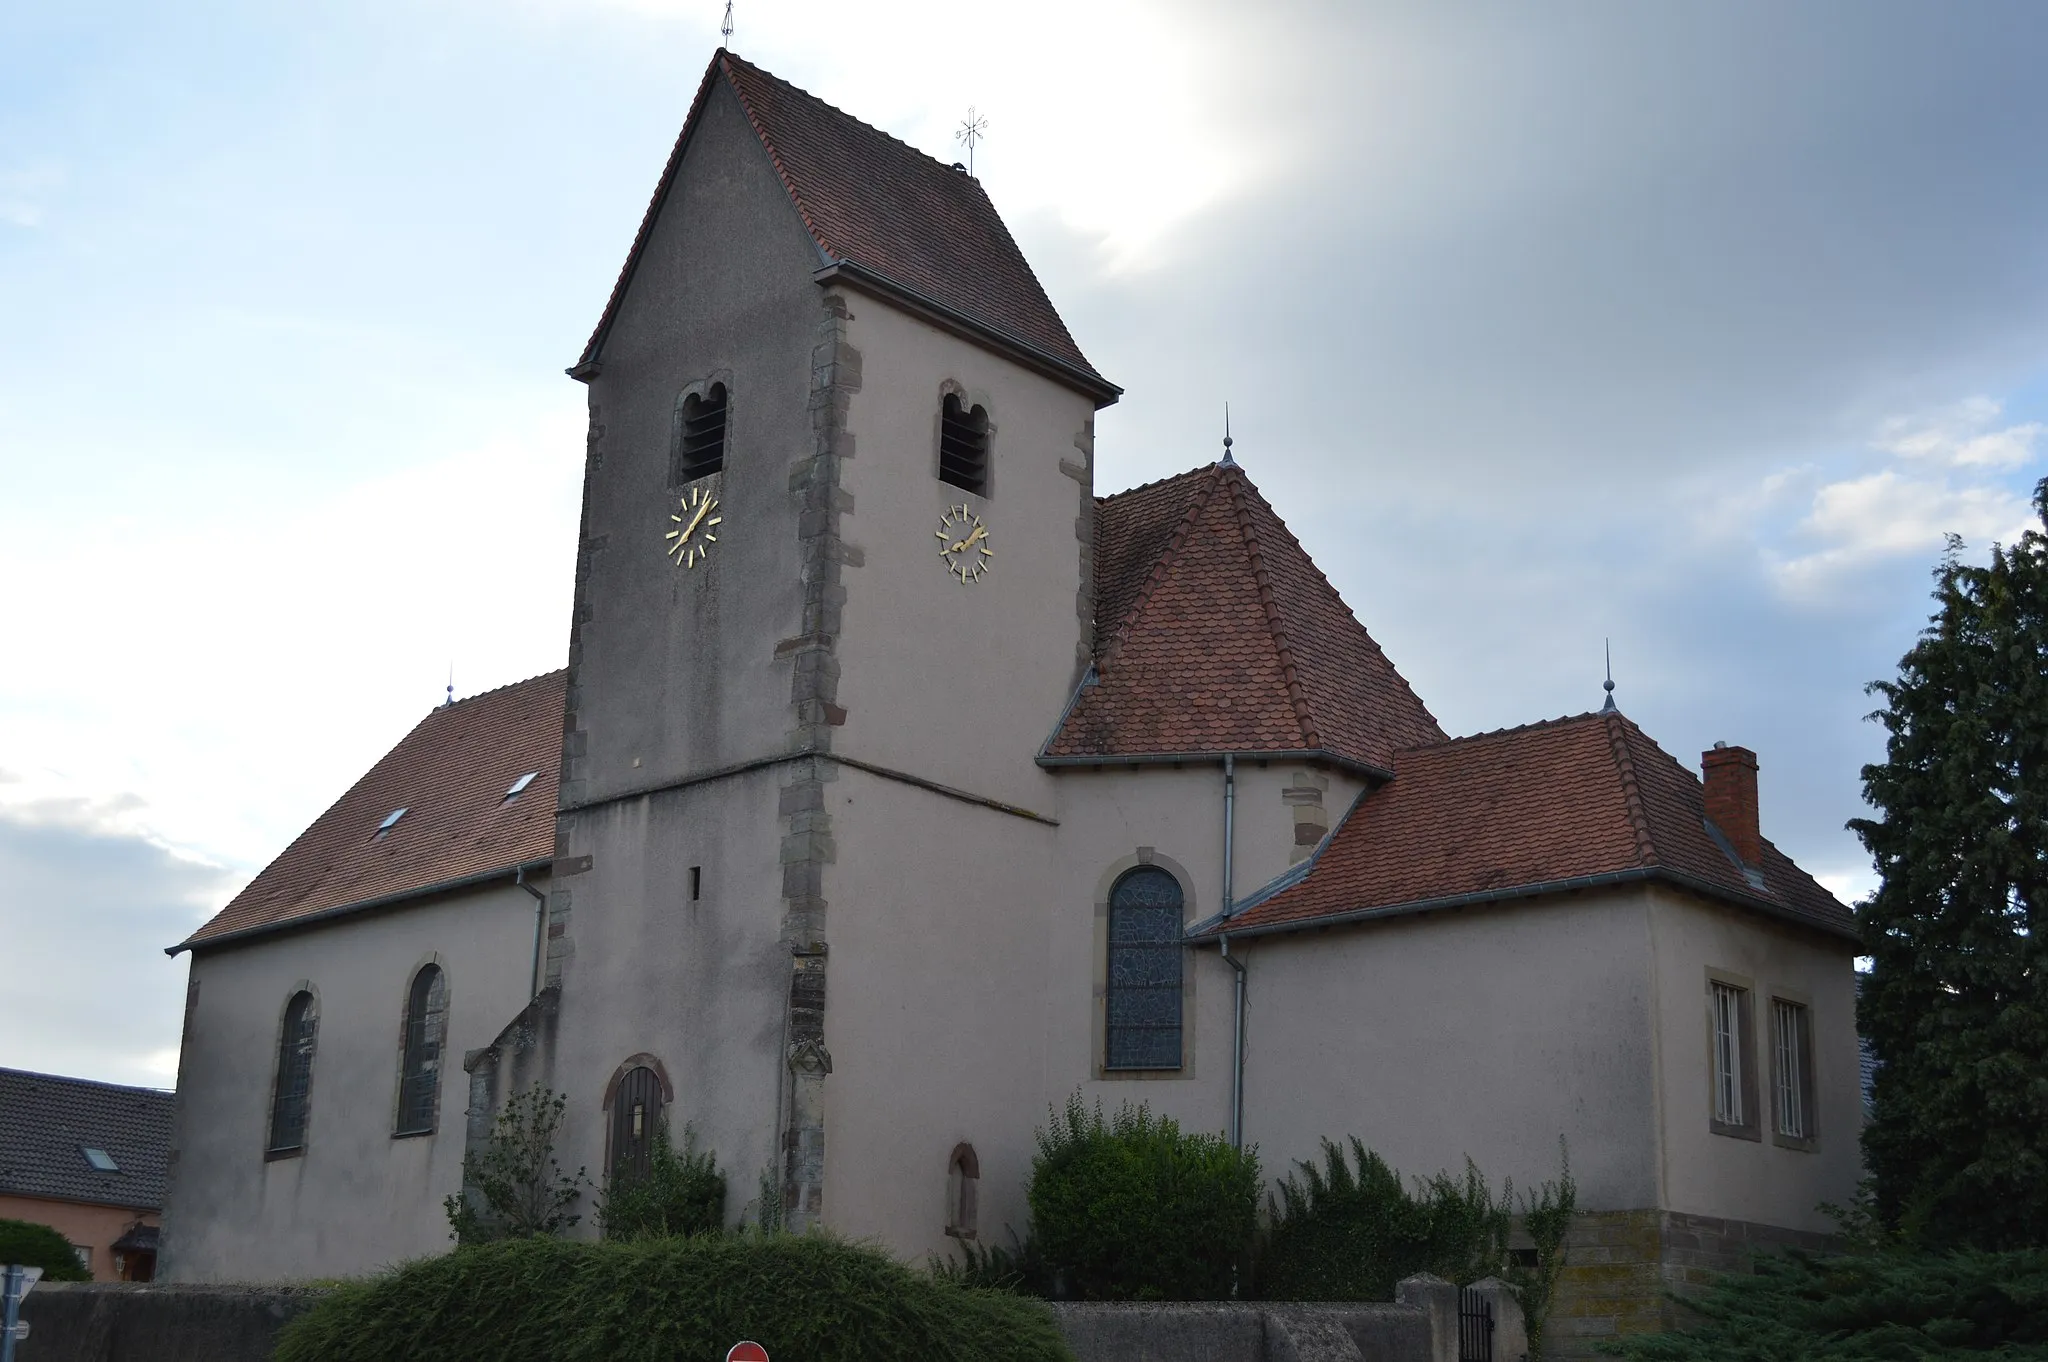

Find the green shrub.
xmin=597 ymin=1120 xmax=727 ymax=1240
xmin=1600 ymin=1247 xmax=2048 ymax=1360
xmin=273 ymin=1232 xmax=1073 ymax=1362
xmin=442 ymin=1083 xmax=590 ymax=1245
xmin=1027 ymin=1094 xmax=1260 ymax=1300
xmin=1256 ymin=1138 xmax=1508 ymax=1301
xmin=0 ymin=1218 xmax=90 ymax=1281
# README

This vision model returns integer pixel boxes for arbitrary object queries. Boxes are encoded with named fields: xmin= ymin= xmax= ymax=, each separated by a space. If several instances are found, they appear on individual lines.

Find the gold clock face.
xmin=665 ymin=485 xmax=722 ymax=568
xmin=936 ymin=504 xmax=992 ymax=583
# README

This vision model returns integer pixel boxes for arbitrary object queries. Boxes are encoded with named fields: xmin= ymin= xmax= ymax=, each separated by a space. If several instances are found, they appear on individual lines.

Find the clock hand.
xmin=679 ymin=498 xmax=713 ymax=541
xmin=959 ymin=525 xmax=987 ymax=552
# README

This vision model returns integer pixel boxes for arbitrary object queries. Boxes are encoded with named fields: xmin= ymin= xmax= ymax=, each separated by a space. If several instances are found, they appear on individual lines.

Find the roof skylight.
xmin=81 ymin=1146 xmax=118 ymax=1172
xmin=374 ymin=807 xmax=408 ymax=838
xmin=504 ymin=771 xmax=539 ymax=801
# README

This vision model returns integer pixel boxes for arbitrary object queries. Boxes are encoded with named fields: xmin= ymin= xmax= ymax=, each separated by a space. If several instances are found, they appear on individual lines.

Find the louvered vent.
xmin=675 ymin=383 xmax=728 ymax=482
xmin=938 ymin=393 xmax=989 ymax=495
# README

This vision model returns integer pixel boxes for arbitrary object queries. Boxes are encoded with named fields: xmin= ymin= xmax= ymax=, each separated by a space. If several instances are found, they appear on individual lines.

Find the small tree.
xmin=1852 ymin=489 xmax=2048 ymax=1250
xmin=597 ymin=1121 xmax=727 ymax=1240
xmin=0 ymin=1218 xmax=91 ymax=1281
xmin=443 ymin=1083 xmax=591 ymax=1244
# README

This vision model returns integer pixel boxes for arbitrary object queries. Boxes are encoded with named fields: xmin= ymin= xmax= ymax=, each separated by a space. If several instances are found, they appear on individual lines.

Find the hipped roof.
xmin=1207 ymin=710 xmax=1857 ymax=942
xmin=1044 ymin=464 xmax=1445 ymax=772
xmin=175 ymin=672 xmax=564 ymax=953
xmin=576 ymin=50 xmax=1115 ymax=403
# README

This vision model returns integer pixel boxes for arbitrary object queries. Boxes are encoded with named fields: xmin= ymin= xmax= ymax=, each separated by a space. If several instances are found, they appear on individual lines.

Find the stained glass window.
xmin=269 ymin=991 xmax=317 ymax=1152
xmin=1106 ymin=867 xmax=1184 ymax=1070
xmin=395 ymin=965 xmax=447 ymax=1135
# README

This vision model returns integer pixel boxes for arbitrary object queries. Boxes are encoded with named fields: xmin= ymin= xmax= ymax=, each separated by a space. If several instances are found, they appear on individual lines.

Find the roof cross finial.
xmin=956 ymin=106 xmax=988 ymax=177
xmin=720 ymin=0 xmax=733 ymax=46
xmin=1220 ymin=402 xmax=1236 ymax=467
xmin=1601 ymin=638 xmax=1618 ymax=713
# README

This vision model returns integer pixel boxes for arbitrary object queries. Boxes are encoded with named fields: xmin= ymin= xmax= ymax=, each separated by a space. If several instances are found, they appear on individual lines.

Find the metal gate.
xmin=1458 ymin=1285 xmax=1495 ymax=1362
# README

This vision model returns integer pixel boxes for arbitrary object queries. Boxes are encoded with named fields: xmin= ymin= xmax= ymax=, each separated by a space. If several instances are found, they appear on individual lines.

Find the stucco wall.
xmin=832 ymin=298 xmax=1095 ymax=812
xmin=565 ymin=78 xmax=822 ymax=808
xmin=1644 ymin=887 xmax=1860 ymax=1231
xmin=160 ymin=879 xmax=543 ymax=1282
xmin=1232 ymin=888 xmax=1663 ymax=1212
xmin=0 ymin=1196 xmax=155 ymax=1281
xmin=545 ymin=769 xmax=790 ymax=1227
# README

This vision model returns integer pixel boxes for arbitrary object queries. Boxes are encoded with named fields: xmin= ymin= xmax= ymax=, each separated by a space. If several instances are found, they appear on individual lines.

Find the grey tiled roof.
xmin=0 ymin=1068 xmax=174 ymax=1211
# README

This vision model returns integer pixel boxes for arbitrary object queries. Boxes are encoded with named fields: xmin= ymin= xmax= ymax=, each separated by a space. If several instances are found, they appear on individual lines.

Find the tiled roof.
xmin=1044 ymin=464 xmax=1445 ymax=771
xmin=1204 ymin=711 xmax=1857 ymax=942
xmin=177 ymin=672 xmax=565 ymax=952
xmin=0 ymin=1069 xmax=174 ymax=1211
xmin=576 ymin=51 xmax=1114 ymax=402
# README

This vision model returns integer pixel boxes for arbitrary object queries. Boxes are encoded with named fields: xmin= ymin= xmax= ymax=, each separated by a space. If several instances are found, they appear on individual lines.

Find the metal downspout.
xmin=516 ymin=866 xmax=547 ymax=999
xmin=1221 ymin=755 xmax=1247 ymax=1151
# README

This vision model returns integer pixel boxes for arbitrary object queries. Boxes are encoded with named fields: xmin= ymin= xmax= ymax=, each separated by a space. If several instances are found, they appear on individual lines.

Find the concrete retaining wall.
xmin=16 ymin=1284 xmax=1445 ymax=1362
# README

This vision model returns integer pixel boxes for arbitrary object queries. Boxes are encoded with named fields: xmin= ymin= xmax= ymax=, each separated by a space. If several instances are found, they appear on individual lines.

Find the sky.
xmin=5 ymin=1 xmax=2048 ymax=1086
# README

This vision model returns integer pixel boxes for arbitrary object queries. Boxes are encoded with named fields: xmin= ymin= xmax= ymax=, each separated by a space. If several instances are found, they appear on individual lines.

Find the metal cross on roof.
xmin=956 ymin=106 xmax=988 ymax=176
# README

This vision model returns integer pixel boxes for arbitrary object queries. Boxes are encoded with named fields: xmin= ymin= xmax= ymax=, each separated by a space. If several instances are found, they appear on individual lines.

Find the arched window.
xmin=268 ymin=991 xmax=317 ymax=1154
xmin=610 ymin=1065 xmax=664 ymax=1186
xmin=1105 ymin=867 xmax=1185 ymax=1070
xmin=395 ymin=965 xmax=447 ymax=1135
xmin=945 ymin=1142 xmax=979 ymax=1239
xmin=938 ymin=393 xmax=989 ymax=495
xmin=674 ymin=382 xmax=728 ymax=482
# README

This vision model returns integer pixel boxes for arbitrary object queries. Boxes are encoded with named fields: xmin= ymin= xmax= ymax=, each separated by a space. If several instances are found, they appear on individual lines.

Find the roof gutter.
xmin=166 ymin=858 xmax=555 ymax=958
xmin=812 ymin=259 xmax=1122 ymax=408
xmin=1039 ymin=749 xmax=1394 ymax=784
xmin=1190 ymin=865 xmax=1862 ymax=947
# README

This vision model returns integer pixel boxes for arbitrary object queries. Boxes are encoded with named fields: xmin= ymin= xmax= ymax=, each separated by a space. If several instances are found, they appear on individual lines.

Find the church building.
xmin=160 ymin=49 xmax=1861 ymax=1348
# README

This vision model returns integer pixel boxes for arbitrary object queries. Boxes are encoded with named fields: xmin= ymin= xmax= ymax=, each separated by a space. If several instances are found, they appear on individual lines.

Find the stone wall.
xmin=15 ymin=1283 xmax=323 ymax=1362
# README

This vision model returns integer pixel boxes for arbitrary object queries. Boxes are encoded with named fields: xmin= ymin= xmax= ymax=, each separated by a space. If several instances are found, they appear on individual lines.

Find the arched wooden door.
xmin=610 ymin=1065 xmax=664 ymax=1184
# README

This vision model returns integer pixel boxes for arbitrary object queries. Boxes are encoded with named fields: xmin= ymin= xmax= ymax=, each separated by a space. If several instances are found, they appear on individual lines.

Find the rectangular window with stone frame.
xmin=1707 ymin=973 xmax=1760 ymax=1141
xmin=1770 ymin=996 xmax=1818 ymax=1149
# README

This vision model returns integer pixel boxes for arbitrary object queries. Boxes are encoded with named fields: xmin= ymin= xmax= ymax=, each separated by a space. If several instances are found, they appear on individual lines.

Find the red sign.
xmin=726 ymin=1343 xmax=769 ymax=1362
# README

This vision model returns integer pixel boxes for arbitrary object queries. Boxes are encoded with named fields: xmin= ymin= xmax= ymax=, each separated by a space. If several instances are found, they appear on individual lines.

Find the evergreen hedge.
xmin=1027 ymin=1095 xmax=1260 ymax=1300
xmin=0 ymin=1218 xmax=90 ymax=1281
xmin=272 ymin=1233 xmax=1072 ymax=1362
xmin=1602 ymin=1248 xmax=2048 ymax=1360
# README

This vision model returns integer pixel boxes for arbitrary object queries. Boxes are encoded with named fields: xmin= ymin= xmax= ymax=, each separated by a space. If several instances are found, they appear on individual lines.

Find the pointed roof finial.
xmin=1220 ymin=402 xmax=1236 ymax=467
xmin=445 ymin=662 xmax=455 ymax=709
xmin=1601 ymin=638 xmax=1618 ymax=713
xmin=720 ymin=0 xmax=734 ymax=46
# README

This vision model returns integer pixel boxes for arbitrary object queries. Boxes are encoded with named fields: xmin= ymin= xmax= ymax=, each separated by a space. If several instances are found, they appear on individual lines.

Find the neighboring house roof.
xmin=1204 ymin=710 xmax=1857 ymax=943
xmin=176 ymin=671 xmax=565 ymax=953
xmin=0 ymin=1069 xmax=174 ymax=1212
xmin=1044 ymin=463 xmax=1445 ymax=773
xmin=575 ymin=50 xmax=1116 ymax=404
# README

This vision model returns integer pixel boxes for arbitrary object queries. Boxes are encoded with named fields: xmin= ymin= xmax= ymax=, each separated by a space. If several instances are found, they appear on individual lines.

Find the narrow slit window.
xmin=946 ymin=1143 xmax=980 ymax=1239
xmin=689 ymin=866 xmax=702 ymax=902
xmin=268 ymin=991 xmax=317 ymax=1153
xmin=1712 ymin=981 xmax=1745 ymax=1127
xmin=1773 ymin=999 xmax=1813 ymax=1140
xmin=676 ymin=383 xmax=728 ymax=482
xmin=395 ymin=965 xmax=447 ymax=1135
xmin=938 ymin=394 xmax=989 ymax=496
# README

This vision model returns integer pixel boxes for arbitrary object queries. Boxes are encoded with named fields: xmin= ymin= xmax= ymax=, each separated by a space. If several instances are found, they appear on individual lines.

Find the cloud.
xmin=0 ymin=795 xmax=231 ymax=1086
xmin=1874 ymin=396 xmax=2045 ymax=469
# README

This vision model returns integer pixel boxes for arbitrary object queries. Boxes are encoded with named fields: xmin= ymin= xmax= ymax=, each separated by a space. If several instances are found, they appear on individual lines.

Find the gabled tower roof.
xmin=575 ymin=50 xmax=1118 ymax=405
xmin=1044 ymin=464 xmax=1444 ymax=773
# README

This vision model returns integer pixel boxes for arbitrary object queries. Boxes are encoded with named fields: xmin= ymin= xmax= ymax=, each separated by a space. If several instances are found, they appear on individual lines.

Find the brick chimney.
xmin=1702 ymin=742 xmax=1762 ymax=868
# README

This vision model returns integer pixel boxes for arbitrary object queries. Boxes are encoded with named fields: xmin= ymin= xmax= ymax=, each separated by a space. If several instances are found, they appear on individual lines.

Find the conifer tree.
xmin=1851 ymin=483 xmax=2048 ymax=1250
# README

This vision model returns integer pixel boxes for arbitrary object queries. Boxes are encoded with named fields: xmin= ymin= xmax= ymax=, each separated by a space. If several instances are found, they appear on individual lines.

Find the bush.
xmin=0 ymin=1218 xmax=90 ymax=1281
xmin=442 ymin=1083 xmax=590 ymax=1245
xmin=1027 ymin=1094 xmax=1260 ymax=1300
xmin=1600 ymin=1247 xmax=2048 ymax=1360
xmin=273 ymin=1233 xmax=1073 ymax=1362
xmin=1256 ymin=1139 xmax=1507 ymax=1301
xmin=597 ymin=1121 xmax=727 ymax=1240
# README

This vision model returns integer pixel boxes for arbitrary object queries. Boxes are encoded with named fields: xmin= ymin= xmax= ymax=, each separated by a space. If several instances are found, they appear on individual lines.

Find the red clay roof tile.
xmin=177 ymin=671 xmax=564 ymax=951
xmin=1209 ymin=711 xmax=1855 ymax=941
xmin=1046 ymin=464 xmax=1444 ymax=770
xmin=576 ymin=51 xmax=1111 ymax=398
